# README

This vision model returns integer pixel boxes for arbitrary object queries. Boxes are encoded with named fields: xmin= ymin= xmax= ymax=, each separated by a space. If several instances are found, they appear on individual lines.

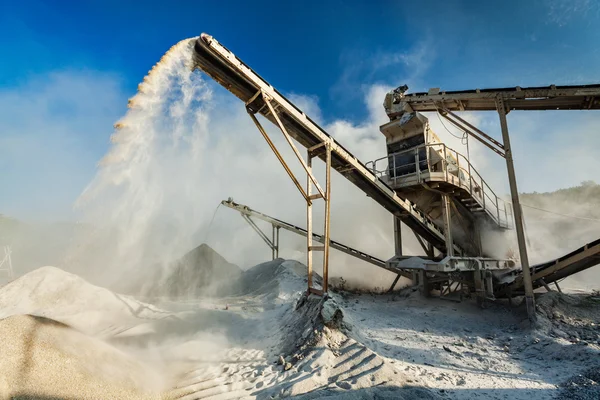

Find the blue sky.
xmin=3 ymin=0 xmax=600 ymax=118
xmin=1 ymin=0 xmax=600 ymax=220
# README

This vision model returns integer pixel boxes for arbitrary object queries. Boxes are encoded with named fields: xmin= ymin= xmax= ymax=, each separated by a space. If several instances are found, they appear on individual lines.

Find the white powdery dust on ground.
xmin=0 ymin=260 xmax=598 ymax=399
xmin=335 ymin=288 xmax=600 ymax=400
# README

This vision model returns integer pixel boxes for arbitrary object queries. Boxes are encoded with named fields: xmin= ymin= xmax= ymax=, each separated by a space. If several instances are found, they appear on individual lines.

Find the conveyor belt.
xmin=402 ymin=84 xmax=600 ymax=112
xmin=221 ymin=199 xmax=414 ymax=278
xmin=532 ymin=238 xmax=600 ymax=286
xmin=498 ymin=238 xmax=600 ymax=294
xmin=192 ymin=34 xmax=465 ymax=256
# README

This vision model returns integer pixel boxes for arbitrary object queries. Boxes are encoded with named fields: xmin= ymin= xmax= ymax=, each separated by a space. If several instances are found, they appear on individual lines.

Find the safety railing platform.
xmin=366 ymin=143 xmax=513 ymax=229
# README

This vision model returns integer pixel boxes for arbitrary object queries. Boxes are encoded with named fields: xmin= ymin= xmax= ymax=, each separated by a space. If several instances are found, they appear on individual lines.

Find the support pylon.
xmin=246 ymin=90 xmax=332 ymax=296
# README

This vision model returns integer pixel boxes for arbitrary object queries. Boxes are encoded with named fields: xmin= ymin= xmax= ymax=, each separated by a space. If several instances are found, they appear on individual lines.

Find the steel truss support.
xmin=246 ymin=90 xmax=331 ymax=296
xmin=394 ymin=216 xmax=403 ymax=257
xmin=441 ymin=194 xmax=454 ymax=258
xmin=438 ymin=108 xmax=506 ymax=158
xmin=272 ymin=225 xmax=280 ymax=259
xmin=388 ymin=216 xmax=404 ymax=292
xmin=473 ymin=268 xmax=485 ymax=306
xmin=538 ymin=278 xmax=552 ymax=293
xmin=439 ymin=275 xmax=466 ymax=300
xmin=554 ymin=281 xmax=562 ymax=293
xmin=496 ymin=97 xmax=536 ymax=323
xmin=241 ymin=215 xmax=279 ymax=260
xmin=307 ymin=143 xmax=332 ymax=296
xmin=435 ymin=98 xmax=535 ymax=321
xmin=415 ymin=233 xmax=435 ymax=258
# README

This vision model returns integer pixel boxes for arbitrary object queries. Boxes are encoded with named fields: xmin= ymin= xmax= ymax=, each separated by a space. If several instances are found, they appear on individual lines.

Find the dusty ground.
xmin=0 ymin=260 xmax=597 ymax=399
xmin=335 ymin=287 xmax=600 ymax=400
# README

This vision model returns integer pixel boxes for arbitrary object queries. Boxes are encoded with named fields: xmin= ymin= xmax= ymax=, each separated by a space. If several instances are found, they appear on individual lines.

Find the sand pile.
xmin=5 ymin=256 xmax=596 ymax=399
xmin=163 ymin=259 xmax=441 ymax=400
xmin=0 ymin=314 xmax=162 ymax=399
xmin=265 ymin=293 xmax=438 ymax=399
xmin=0 ymin=266 xmax=169 ymax=336
xmin=143 ymin=243 xmax=242 ymax=299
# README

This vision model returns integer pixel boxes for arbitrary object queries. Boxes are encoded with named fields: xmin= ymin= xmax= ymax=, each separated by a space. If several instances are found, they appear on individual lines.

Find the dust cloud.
xmin=55 ymin=41 xmax=412 ymax=293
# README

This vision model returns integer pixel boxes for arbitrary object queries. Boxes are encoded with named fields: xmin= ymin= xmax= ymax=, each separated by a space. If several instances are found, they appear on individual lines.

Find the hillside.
xmin=521 ymin=180 xmax=600 ymax=218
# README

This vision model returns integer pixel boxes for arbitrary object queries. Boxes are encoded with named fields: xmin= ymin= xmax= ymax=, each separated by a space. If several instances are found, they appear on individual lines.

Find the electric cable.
xmin=520 ymin=203 xmax=600 ymax=222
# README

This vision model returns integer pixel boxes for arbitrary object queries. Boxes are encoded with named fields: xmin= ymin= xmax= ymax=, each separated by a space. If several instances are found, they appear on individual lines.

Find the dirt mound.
xmin=536 ymin=291 xmax=600 ymax=344
xmin=143 ymin=243 xmax=242 ymax=299
xmin=0 ymin=266 xmax=168 ymax=335
xmin=260 ymin=293 xmax=439 ymax=399
xmin=0 ymin=314 xmax=162 ymax=399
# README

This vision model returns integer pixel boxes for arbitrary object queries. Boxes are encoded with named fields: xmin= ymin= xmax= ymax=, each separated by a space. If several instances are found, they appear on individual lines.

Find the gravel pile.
xmin=0 ymin=314 xmax=162 ymax=399
xmin=557 ymin=367 xmax=600 ymax=400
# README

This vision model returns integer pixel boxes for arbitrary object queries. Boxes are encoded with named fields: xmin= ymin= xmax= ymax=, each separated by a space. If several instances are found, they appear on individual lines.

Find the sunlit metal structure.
xmin=220 ymin=198 xmax=411 ymax=277
xmin=191 ymin=33 xmax=600 ymax=318
xmin=385 ymin=84 xmax=600 ymax=320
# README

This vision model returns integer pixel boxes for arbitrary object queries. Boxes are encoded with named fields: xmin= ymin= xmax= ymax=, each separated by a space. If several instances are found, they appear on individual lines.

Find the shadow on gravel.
xmin=287 ymin=385 xmax=569 ymax=399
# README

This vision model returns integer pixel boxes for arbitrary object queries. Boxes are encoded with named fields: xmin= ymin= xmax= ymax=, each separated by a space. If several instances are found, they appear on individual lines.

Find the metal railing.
xmin=366 ymin=143 xmax=513 ymax=229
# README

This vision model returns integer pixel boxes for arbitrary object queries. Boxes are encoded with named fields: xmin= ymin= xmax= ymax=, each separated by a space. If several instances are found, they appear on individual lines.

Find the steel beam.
xmin=388 ymin=216 xmax=404 ymax=292
xmin=439 ymin=109 xmax=506 ymax=158
xmin=247 ymin=110 xmax=309 ymax=203
xmin=388 ymin=274 xmax=402 ymax=292
xmin=272 ymin=225 xmax=280 ymax=259
xmin=306 ymin=149 xmax=314 ymax=290
xmin=263 ymin=96 xmax=327 ymax=200
xmin=241 ymin=215 xmax=277 ymax=259
xmin=441 ymin=194 xmax=454 ymax=257
xmin=247 ymin=91 xmax=332 ymax=296
xmin=399 ymin=84 xmax=600 ymax=112
xmin=554 ymin=281 xmax=562 ymax=293
xmin=322 ymin=145 xmax=332 ymax=294
xmin=415 ymin=233 xmax=433 ymax=257
xmin=394 ymin=216 xmax=403 ymax=257
xmin=496 ymin=97 xmax=536 ymax=322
